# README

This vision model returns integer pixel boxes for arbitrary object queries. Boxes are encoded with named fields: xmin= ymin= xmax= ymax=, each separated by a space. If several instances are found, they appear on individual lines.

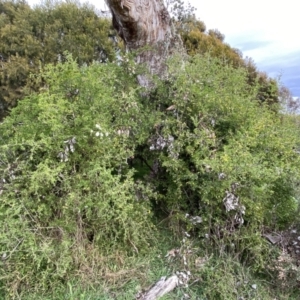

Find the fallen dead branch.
xmin=136 ymin=275 xmax=178 ymax=300
xmin=136 ymin=271 xmax=190 ymax=300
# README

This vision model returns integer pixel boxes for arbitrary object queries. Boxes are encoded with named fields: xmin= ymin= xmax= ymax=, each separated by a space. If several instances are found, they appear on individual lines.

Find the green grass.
xmin=17 ymin=229 xmax=300 ymax=300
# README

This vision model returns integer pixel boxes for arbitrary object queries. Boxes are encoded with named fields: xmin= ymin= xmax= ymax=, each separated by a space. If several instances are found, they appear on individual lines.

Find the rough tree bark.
xmin=105 ymin=0 xmax=183 ymax=87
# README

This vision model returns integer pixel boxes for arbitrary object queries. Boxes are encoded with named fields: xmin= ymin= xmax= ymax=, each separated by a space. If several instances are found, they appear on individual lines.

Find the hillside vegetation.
xmin=1 ymin=1 xmax=300 ymax=299
xmin=0 ymin=0 xmax=116 ymax=119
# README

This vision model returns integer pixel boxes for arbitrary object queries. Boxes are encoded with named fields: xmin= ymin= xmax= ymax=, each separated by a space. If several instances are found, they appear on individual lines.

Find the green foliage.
xmin=178 ymin=16 xmax=244 ymax=67
xmin=191 ymin=254 xmax=278 ymax=300
xmin=208 ymin=28 xmax=225 ymax=42
xmin=0 ymin=0 xmax=116 ymax=119
xmin=1 ymin=50 xmax=300 ymax=297
xmin=0 ymin=54 xmax=156 ymax=296
xmin=177 ymin=16 xmax=280 ymax=107
xmin=0 ymin=0 xmax=282 ymax=122
xmin=149 ymin=54 xmax=300 ymax=268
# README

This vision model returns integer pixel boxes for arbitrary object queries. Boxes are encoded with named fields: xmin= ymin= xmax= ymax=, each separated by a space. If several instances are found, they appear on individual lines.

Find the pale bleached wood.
xmin=137 ymin=275 xmax=179 ymax=300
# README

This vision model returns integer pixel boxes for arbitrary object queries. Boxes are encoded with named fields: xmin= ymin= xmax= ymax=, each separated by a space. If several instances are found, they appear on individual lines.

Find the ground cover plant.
xmin=0 ymin=52 xmax=300 ymax=299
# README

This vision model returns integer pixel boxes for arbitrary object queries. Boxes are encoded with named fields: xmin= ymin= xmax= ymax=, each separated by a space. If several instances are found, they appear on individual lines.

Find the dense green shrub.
xmin=0 ymin=0 xmax=116 ymax=119
xmin=148 ymin=54 xmax=300 ymax=268
xmin=1 ymin=52 xmax=299 ymax=297
xmin=0 ymin=54 xmax=156 ymax=295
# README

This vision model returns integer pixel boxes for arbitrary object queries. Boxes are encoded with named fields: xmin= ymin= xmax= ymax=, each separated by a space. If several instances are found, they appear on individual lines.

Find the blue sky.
xmin=187 ymin=0 xmax=300 ymax=97
xmin=28 ymin=0 xmax=300 ymax=97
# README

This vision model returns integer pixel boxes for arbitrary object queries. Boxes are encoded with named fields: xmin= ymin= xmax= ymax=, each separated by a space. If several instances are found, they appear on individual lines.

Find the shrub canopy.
xmin=0 ymin=53 xmax=299 ymax=295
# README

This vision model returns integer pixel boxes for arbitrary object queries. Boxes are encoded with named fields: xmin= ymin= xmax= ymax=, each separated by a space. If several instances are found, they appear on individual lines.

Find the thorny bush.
xmin=1 ymin=53 xmax=300 ymax=297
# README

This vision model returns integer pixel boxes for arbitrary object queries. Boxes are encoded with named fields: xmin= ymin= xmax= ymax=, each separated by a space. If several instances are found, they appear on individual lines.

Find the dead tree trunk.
xmin=105 ymin=0 xmax=183 ymax=87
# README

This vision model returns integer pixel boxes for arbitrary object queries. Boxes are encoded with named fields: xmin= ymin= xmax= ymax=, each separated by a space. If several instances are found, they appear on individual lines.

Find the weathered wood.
xmin=137 ymin=275 xmax=179 ymax=300
xmin=105 ymin=0 xmax=183 ymax=86
xmin=263 ymin=233 xmax=282 ymax=245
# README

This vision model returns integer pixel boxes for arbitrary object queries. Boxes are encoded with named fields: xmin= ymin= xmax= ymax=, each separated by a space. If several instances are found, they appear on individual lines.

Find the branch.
xmin=136 ymin=275 xmax=179 ymax=300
